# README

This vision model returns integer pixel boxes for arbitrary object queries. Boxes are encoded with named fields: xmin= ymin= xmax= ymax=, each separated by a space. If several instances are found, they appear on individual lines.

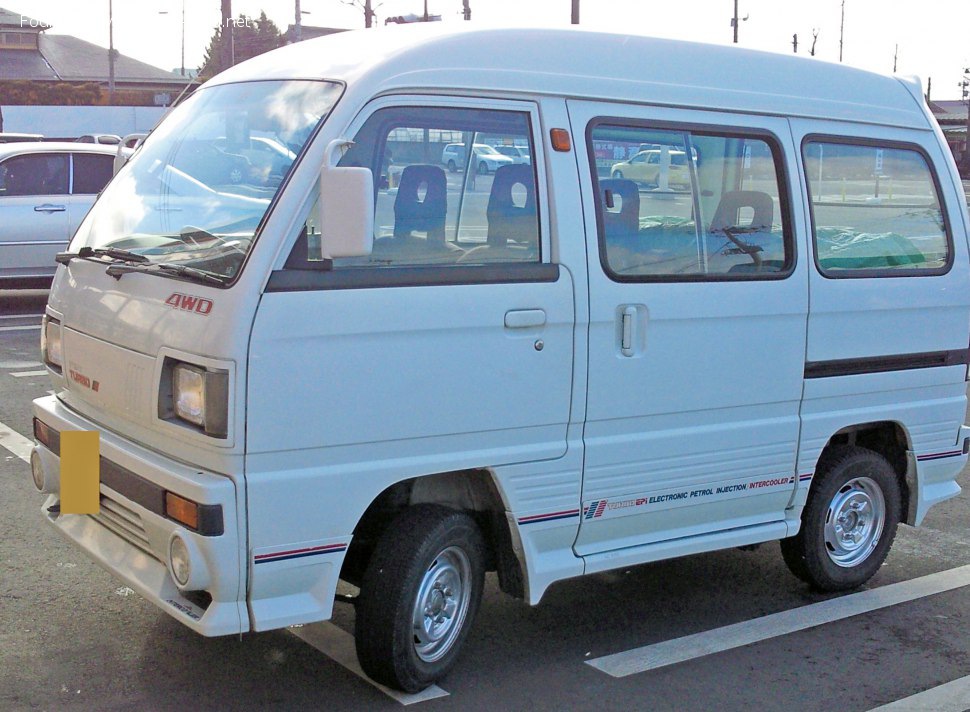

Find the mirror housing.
xmin=318 ymin=139 xmax=374 ymax=259
xmin=113 ymin=133 xmax=147 ymax=175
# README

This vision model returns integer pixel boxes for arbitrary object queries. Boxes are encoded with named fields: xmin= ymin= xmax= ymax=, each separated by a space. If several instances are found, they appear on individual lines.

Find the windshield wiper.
xmin=56 ymin=246 xmax=151 ymax=265
xmin=104 ymin=261 xmax=228 ymax=286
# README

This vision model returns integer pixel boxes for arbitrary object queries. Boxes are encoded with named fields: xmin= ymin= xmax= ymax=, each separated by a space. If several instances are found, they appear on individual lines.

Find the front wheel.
xmin=780 ymin=446 xmax=901 ymax=592
xmin=355 ymin=504 xmax=485 ymax=692
xmin=478 ymin=161 xmax=489 ymax=175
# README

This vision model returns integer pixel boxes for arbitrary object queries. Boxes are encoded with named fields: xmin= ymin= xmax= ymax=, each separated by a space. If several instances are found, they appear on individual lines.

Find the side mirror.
xmin=318 ymin=139 xmax=374 ymax=259
xmin=113 ymin=133 xmax=147 ymax=175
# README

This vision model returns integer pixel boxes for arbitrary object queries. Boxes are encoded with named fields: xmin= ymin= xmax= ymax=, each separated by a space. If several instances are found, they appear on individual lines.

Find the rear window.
xmin=803 ymin=140 xmax=950 ymax=276
xmin=72 ymin=153 xmax=114 ymax=195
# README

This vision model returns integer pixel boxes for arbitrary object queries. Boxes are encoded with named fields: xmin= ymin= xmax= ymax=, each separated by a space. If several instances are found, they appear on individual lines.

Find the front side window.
xmin=803 ymin=140 xmax=949 ymax=275
xmin=0 ymin=154 xmax=69 ymax=197
xmin=300 ymin=105 xmax=540 ymax=269
xmin=70 ymin=80 xmax=342 ymax=281
xmin=591 ymin=124 xmax=791 ymax=280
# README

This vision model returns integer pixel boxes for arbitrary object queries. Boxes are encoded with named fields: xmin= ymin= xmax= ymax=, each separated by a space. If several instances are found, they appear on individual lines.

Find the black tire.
xmin=611 ymin=170 xmax=624 ymax=179
xmin=478 ymin=161 xmax=489 ymax=175
xmin=780 ymin=446 xmax=901 ymax=592
xmin=447 ymin=160 xmax=457 ymax=173
xmin=355 ymin=504 xmax=485 ymax=693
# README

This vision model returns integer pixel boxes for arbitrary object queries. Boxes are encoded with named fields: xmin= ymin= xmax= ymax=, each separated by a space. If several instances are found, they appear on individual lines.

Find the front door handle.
xmin=34 ymin=204 xmax=66 ymax=213
xmin=505 ymin=309 xmax=546 ymax=329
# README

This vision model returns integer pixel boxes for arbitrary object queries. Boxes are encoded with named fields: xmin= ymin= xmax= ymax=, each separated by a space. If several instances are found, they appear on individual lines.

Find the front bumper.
xmin=32 ymin=394 xmax=247 ymax=636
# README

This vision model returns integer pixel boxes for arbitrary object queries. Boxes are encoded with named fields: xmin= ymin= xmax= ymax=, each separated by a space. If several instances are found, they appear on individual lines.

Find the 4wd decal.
xmin=165 ymin=293 xmax=213 ymax=315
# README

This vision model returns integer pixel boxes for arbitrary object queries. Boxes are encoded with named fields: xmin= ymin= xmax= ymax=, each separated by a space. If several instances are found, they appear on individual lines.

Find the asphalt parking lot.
xmin=2 ymin=288 xmax=970 ymax=711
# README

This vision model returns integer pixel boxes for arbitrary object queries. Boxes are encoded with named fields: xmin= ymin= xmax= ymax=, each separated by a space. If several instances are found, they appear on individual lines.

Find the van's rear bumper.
xmin=32 ymin=394 xmax=247 ymax=636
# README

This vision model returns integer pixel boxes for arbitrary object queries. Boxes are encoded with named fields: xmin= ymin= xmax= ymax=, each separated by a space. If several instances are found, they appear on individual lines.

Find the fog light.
xmin=170 ymin=535 xmax=191 ymax=587
xmin=30 ymin=449 xmax=44 ymax=492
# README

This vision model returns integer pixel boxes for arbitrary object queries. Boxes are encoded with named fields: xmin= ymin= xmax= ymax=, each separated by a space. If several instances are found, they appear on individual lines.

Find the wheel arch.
xmin=815 ymin=420 xmax=915 ymax=523
xmin=340 ymin=468 xmax=526 ymax=599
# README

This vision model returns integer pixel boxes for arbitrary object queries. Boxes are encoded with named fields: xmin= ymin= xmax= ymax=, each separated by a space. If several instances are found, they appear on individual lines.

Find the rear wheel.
xmin=781 ymin=446 xmax=900 ymax=591
xmin=355 ymin=504 xmax=485 ymax=692
xmin=447 ymin=159 xmax=457 ymax=173
xmin=478 ymin=161 xmax=489 ymax=175
xmin=611 ymin=170 xmax=624 ymax=179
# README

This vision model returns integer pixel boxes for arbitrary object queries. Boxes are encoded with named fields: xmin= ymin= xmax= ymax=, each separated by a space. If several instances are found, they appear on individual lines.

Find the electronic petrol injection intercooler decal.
xmin=582 ymin=474 xmax=798 ymax=521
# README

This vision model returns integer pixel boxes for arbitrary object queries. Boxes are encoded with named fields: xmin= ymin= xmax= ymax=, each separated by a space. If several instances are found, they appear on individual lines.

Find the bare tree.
xmin=810 ymin=28 xmax=819 ymax=57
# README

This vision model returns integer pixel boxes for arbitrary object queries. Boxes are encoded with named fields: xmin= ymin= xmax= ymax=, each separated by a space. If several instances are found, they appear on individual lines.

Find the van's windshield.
xmin=70 ymin=80 xmax=342 ymax=281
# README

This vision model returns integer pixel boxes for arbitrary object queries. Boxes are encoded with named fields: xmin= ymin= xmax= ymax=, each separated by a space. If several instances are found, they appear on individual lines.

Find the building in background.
xmin=929 ymin=100 xmax=968 ymax=177
xmin=0 ymin=7 xmax=188 ymax=95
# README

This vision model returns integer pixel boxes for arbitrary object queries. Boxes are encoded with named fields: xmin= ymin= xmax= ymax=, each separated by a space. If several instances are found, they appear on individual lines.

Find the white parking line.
xmin=0 ymin=325 xmax=41 ymax=332
xmin=0 ymin=420 xmax=33 ymax=463
xmin=10 ymin=370 xmax=48 ymax=378
xmin=290 ymin=622 xmax=449 ymax=705
xmin=587 ymin=564 xmax=970 ymax=678
xmin=867 ymin=674 xmax=970 ymax=711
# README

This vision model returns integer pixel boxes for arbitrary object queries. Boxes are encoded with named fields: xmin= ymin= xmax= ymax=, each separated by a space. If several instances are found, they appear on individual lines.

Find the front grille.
xmin=91 ymin=492 xmax=155 ymax=558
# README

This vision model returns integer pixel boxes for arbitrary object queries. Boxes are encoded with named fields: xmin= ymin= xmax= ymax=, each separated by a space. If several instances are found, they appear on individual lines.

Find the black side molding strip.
xmin=265 ymin=262 xmax=560 ymax=292
xmin=805 ymin=349 xmax=970 ymax=379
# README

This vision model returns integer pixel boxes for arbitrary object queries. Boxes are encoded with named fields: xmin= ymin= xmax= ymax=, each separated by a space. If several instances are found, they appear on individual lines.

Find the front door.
xmin=568 ymin=101 xmax=809 ymax=556
xmin=248 ymin=97 xmax=575 ymax=501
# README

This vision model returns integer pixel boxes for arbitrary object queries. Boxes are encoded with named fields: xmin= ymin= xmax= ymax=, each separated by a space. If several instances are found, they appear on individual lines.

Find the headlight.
xmin=42 ymin=316 xmax=63 ymax=371
xmin=165 ymin=360 xmax=229 ymax=438
xmin=173 ymin=364 xmax=205 ymax=427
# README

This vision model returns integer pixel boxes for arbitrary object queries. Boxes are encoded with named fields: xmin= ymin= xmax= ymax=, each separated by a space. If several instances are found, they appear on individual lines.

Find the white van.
xmin=30 ymin=26 xmax=970 ymax=693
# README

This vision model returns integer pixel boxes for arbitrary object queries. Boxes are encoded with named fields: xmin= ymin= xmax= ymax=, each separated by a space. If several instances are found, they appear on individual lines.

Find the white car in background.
xmin=493 ymin=145 xmax=531 ymax=165
xmin=0 ymin=142 xmax=120 ymax=288
xmin=440 ymin=142 xmax=515 ymax=174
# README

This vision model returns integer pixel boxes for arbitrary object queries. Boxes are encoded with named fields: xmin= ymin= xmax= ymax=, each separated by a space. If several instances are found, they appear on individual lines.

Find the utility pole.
xmin=839 ymin=0 xmax=845 ymax=62
xmin=180 ymin=0 xmax=185 ymax=76
xmin=571 ymin=0 xmax=579 ymax=24
xmin=221 ymin=0 xmax=233 ymax=68
xmin=893 ymin=44 xmax=898 ymax=73
xmin=730 ymin=1 xmax=747 ymax=43
xmin=792 ymin=33 xmax=797 ymax=53
xmin=108 ymin=0 xmax=115 ymax=102
xmin=295 ymin=0 xmax=302 ymax=42
xmin=423 ymin=0 xmax=428 ymax=22
xmin=462 ymin=0 xmax=470 ymax=20
xmin=963 ymin=68 xmax=970 ymax=177
xmin=733 ymin=0 xmax=739 ymax=43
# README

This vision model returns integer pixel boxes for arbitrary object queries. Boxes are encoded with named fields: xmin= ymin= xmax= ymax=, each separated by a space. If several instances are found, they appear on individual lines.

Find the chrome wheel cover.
xmin=412 ymin=546 xmax=471 ymax=663
xmin=824 ymin=476 xmax=886 ymax=568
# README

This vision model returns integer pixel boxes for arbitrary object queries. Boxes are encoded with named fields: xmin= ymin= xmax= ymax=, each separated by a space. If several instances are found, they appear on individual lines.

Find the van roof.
xmin=208 ymin=25 xmax=929 ymax=130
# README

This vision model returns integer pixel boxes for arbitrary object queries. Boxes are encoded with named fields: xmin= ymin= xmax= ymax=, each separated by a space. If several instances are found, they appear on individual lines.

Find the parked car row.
xmin=440 ymin=142 xmax=531 ymax=173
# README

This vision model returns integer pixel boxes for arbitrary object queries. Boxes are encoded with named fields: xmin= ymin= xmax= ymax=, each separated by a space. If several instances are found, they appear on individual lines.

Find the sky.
xmin=16 ymin=0 xmax=970 ymax=100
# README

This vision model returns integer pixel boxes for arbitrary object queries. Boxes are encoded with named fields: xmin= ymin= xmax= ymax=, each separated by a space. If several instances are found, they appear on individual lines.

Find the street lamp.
xmin=158 ymin=0 xmax=186 ymax=76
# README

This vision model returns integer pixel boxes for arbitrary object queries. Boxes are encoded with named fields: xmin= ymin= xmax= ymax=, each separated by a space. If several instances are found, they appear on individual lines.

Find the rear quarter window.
xmin=803 ymin=139 xmax=950 ymax=277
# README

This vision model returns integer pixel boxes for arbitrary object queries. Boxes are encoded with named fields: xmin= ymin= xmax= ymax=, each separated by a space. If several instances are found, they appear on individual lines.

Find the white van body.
xmin=31 ymin=26 xmax=970 ymax=692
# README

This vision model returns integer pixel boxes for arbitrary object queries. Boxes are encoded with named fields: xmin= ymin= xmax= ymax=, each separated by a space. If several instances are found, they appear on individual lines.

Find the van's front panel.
xmin=33 ymin=79 xmax=343 ymax=636
xmin=568 ymin=102 xmax=810 ymax=559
